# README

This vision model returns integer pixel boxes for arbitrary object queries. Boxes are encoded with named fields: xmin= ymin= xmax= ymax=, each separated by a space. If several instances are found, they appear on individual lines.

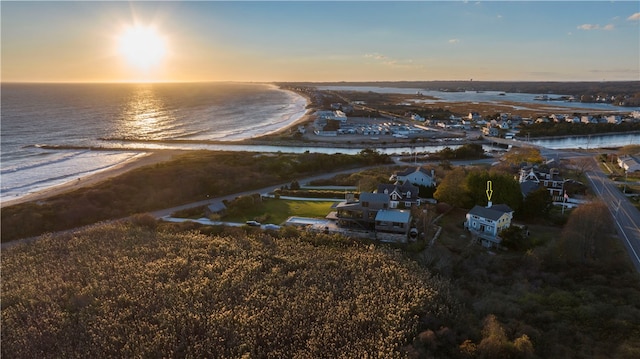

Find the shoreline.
xmin=1 ymin=150 xmax=185 ymax=208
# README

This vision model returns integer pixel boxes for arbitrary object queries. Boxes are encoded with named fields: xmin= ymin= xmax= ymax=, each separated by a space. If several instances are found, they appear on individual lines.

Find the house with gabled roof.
xmin=390 ymin=167 xmax=436 ymax=187
xmin=377 ymin=181 xmax=420 ymax=208
xmin=618 ymin=155 xmax=640 ymax=173
xmin=518 ymin=165 xmax=565 ymax=201
xmin=464 ymin=203 xmax=514 ymax=248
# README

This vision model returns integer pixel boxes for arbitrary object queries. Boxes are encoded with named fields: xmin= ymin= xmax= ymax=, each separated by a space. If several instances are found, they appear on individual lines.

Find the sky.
xmin=2 ymin=1 xmax=639 ymax=83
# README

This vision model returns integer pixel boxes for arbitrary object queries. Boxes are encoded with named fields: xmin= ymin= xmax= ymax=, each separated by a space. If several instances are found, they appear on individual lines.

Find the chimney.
xmin=487 ymin=201 xmax=492 ymax=208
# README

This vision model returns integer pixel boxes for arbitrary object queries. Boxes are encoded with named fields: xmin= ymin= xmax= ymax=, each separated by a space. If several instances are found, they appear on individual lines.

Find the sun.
xmin=118 ymin=25 xmax=166 ymax=70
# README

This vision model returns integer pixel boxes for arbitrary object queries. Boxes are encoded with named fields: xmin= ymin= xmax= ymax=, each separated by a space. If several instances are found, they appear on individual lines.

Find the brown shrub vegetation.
xmin=2 ymin=221 xmax=449 ymax=358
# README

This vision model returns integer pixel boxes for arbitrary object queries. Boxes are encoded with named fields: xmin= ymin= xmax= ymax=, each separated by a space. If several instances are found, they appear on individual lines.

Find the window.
xmin=362 ymin=201 xmax=369 ymax=207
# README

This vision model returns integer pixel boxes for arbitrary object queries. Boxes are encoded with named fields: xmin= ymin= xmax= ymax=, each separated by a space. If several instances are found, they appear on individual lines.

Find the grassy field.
xmin=224 ymin=199 xmax=336 ymax=224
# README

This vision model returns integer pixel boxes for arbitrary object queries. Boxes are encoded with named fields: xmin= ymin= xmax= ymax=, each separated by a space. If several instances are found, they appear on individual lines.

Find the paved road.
xmin=150 ymin=164 xmax=396 ymax=218
xmin=584 ymin=158 xmax=640 ymax=272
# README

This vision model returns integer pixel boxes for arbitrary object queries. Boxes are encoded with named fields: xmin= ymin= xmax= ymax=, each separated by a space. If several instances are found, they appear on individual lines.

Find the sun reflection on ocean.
xmin=119 ymin=85 xmax=173 ymax=140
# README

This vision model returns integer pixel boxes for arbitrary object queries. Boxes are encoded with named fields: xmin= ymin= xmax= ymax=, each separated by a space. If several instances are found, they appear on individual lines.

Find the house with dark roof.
xmin=377 ymin=181 xmax=420 ymax=208
xmin=464 ymin=203 xmax=514 ymax=248
xmin=330 ymin=191 xmax=413 ymax=243
xmin=518 ymin=165 xmax=565 ymax=201
xmin=375 ymin=209 xmax=412 ymax=242
xmin=333 ymin=192 xmax=390 ymax=230
xmin=390 ymin=167 xmax=436 ymax=187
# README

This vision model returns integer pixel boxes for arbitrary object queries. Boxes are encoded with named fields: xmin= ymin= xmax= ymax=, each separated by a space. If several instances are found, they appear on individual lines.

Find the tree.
xmin=560 ymin=201 xmax=613 ymax=263
xmin=571 ymin=157 xmax=594 ymax=176
xmin=522 ymin=187 xmax=553 ymax=220
xmin=478 ymin=315 xmax=510 ymax=358
xmin=466 ymin=170 xmax=523 ymax=212
xmin=433 ymin=167 xmax=470 ymax=208
xmin=499 ymin=225 xmax=527 ymax=251
xmin=476 ymin=315 xmax=535 ymax=359
xmin=502 ymin=147 xmax=544 ymax=167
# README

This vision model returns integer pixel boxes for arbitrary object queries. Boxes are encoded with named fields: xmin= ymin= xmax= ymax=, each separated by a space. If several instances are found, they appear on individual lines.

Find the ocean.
xmin=1 ymin=82 xmax=308 ymax=201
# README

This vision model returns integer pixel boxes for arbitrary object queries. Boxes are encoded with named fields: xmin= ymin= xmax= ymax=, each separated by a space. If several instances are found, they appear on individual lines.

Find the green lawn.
xmin=224 ymin=199 xmax=336 ymax=224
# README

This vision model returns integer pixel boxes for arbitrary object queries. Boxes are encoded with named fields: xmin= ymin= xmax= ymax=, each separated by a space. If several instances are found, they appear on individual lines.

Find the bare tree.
xmin=560 ymin=201 xmax=613 ymax=263
xmin=570 ymin=157 xmax=595 ymax=176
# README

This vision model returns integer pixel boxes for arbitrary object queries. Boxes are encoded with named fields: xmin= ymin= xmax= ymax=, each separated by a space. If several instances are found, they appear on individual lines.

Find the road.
xmin=150 ymin=164 xmax=397 ymax=218
xmin=585 ymin=158 xmax=640 ymax=272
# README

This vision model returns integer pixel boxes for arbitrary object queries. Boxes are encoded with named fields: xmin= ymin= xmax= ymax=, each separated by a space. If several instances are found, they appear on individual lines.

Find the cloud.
xmin=363 ymin=53 xmax=421 ymax=70
xmin=448 ymin=39 xmax=460 ymax=44
xmin=365 ymin=53 xmax=388 ymax=61
xmin=628 ymin=13 xmax=640 ymax=21
xmin=577 ymin=24 xmax=599 ymax=30
xmin=577 ymin=23 xmax=614 ymax=31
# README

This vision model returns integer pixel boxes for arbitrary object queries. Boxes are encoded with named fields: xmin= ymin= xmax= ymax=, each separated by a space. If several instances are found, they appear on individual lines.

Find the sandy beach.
xmin=1 ymin=150 xmax=184 ymax=208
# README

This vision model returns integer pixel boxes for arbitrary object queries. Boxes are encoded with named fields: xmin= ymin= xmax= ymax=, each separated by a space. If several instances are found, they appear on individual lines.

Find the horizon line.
xmin=3 ymin=79 xmax=640 ymax=85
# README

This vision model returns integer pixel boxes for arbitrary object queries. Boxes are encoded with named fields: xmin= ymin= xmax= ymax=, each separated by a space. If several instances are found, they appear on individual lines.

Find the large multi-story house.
xmin=377 ymin=181 xmax=421 ymax=208
xmin=518 ymin=165 xmax=565 ymax=201
xmin=464 ymin=203 xmax=514 ymax=248
xmin=333 ymin=192 xmax=390 ymax=230
xmin=331 ymin=192 xmax=413 ymax=240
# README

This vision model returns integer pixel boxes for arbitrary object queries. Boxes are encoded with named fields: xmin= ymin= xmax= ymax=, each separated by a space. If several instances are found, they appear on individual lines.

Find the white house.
xmin=618 ymin=155 xmax=640 ymax=173
xmin=464 ymin=203 xmax=514 ymax=248
xmin=482 ymin=126 xmax=499 ymax=137
xmin=518 ymin=165 xmax=565 ymax=201
xmin=391 ymin=167 xmax=436 ymax=187
xmin=332 ymin=110 xmax=348 ymax=122
xmin=316 ymin=110 xmax=348 ymax=123
xmin=605 ymin=115 xmax=622 ymax=124
xmin=377 ymin=181 xmax=421 ymax=208
xmin=411 ymin=113 xmax=425 ymax=122
xmin=468 ymin=112 xmax=482 ymax=121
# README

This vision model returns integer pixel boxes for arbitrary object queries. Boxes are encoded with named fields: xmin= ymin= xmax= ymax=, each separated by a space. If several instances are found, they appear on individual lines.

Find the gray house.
xmin=464 ymin=203 xmax=514 ymax=248
xmin=334 ymin=192 xmax=390 ymax=230
xmin=375 ymin=209 xmax=411 ymax=236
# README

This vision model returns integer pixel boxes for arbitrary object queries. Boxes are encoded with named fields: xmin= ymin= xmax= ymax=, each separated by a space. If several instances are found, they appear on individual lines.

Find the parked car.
xmin=263 ymin=224 xmax=281 ymax=230
xmin=245 ymin=220 xmax=261 ymax=227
